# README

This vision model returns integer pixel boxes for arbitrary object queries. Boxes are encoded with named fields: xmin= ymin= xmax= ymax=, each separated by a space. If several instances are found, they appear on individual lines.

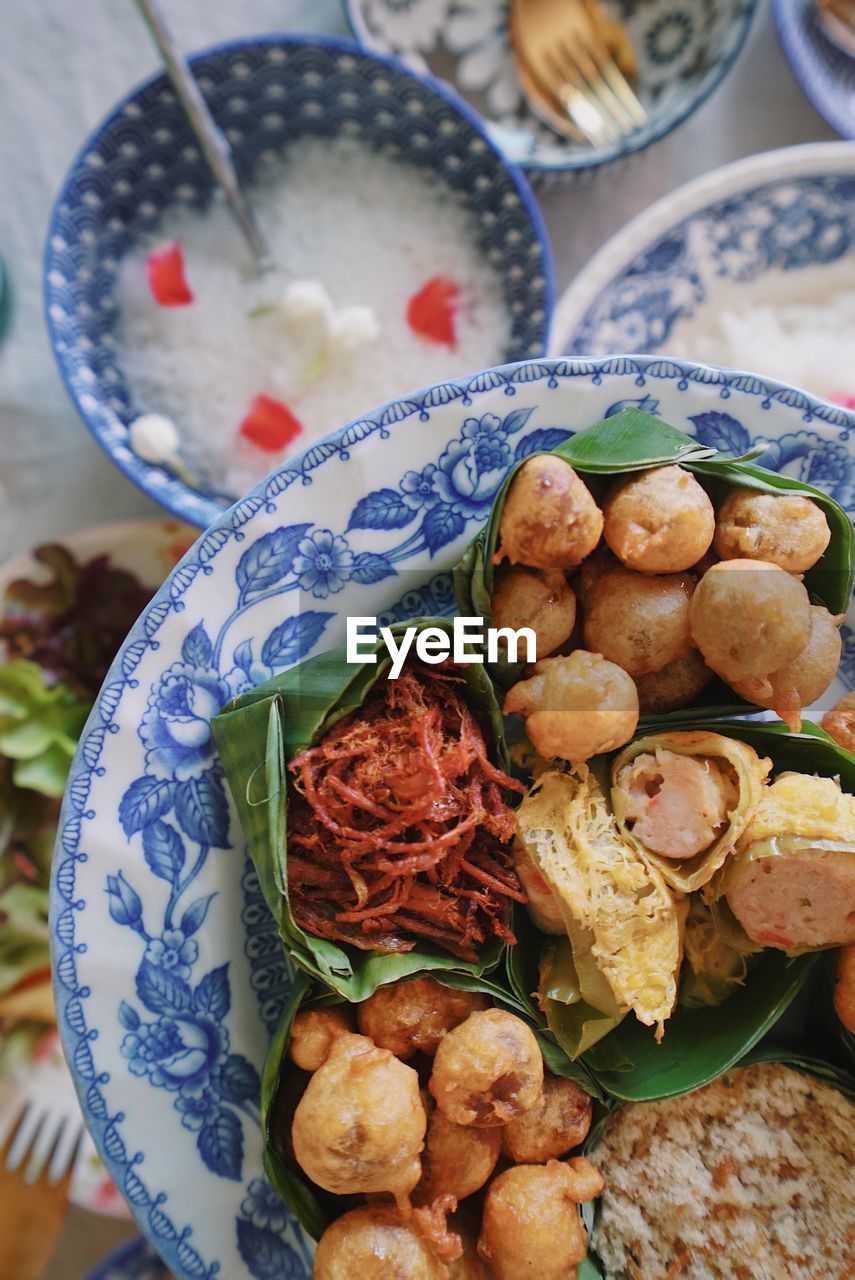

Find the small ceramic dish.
xmin=345 ymin=0 xmax=758 ymax=187
xmin=45 ymin=36 xmax=553 ymax=529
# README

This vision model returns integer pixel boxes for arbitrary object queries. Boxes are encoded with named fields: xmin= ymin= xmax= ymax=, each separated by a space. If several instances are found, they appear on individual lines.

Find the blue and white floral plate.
xmin=551 ymin=142 xmax=855 ymax=378
xmin=345 ymin=0 xmax=757 ymax=186
xmin=51 ymin=356 xmax=855 ymax=1280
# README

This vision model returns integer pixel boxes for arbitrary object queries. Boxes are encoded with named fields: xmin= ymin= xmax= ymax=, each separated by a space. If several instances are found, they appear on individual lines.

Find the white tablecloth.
xmin=0 ymin=0 xmax=837 ymax=560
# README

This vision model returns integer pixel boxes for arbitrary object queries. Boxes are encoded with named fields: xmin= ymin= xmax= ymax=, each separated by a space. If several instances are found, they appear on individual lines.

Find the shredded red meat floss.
xmin=287 ymin=664 xmax=526 ymax=960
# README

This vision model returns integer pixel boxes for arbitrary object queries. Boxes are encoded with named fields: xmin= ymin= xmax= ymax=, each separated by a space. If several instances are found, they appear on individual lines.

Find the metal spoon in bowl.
xmin=133 ymin=0 xmax=271 ymax=271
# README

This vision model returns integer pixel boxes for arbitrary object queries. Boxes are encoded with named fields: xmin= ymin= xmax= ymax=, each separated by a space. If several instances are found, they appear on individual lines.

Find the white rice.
xmin=115 ymin=137 xmax=512 ymax=498
xmin=676 ymin=290 xmax=855 ymax=404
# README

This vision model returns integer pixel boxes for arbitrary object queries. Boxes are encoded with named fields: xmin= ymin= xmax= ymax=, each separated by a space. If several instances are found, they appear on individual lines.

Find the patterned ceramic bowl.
xmin=550 ymin=142 xmax=855 ymax=375
xmin=44 ymin=36 xmax=553 ymax=530
xmin=52 ymin=355 xmax=855 ymax=1280
xmin=345 ymin=0 xmax=758 ymax=187
xmin=773 ymin=0 xmax=855 ymax=138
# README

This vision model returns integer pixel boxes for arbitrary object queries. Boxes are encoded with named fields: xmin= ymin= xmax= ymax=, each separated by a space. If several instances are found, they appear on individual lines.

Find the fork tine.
xmin=577 ymin=20 xmax=647 ymax=127
xmin=23 ymin=1111 xmax=69 ymax=1186
xmin=558 ymin=33 xmax=637 ymax=135
xmin=47 ymin=1118 xmax=82 ymax=1187
xmin=5 ymin=1106 xmax=45 ymax=1174
xmin=548 ymin=44 xmax=622 ymax=144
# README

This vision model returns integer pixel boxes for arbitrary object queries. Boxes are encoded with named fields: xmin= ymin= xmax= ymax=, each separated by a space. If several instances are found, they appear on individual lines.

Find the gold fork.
xmin=0 ymin=1105 xmax=80 ymax=1279
xmin=509 ymin=0 xmax=647 ymax=147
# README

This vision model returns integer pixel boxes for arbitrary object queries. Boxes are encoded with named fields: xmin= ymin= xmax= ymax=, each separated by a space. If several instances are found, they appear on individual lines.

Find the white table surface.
xmin=0 ymin=0 xmax=839 ymax=565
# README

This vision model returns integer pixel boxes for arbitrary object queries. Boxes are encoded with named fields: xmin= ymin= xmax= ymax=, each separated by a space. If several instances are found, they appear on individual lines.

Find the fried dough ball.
xmin=833 ymin=944 xmax=855 ymax=1035
xmin=477 ymin=1158 xmax=604 ymax=1280
xmin=497 ymin=456 xmax=603 ymax=570
xmin=689 ymin=559 xmax=811 ymax=683
xmin=822 ymin=691 xmax=855 ymax=752
xmin=503 ymin=651 xmax=639 ymax=763
xmin=635 ymin=650 xmax=713 ymax=715
xmin=357 ymin=978 xmax=489 ymax=1060
xmin=714 ymin=489 xmax=831 ymax=572
xmin=429 ymin=1009 xmax=543 ymax=1128
xmin=314 ymin=1206 xmax=447 ymax=1280
xmin=292 ymin=1033 xmax=425 ymax=1201
xmin=289 ymin=1006 xmax=353 ymax=1072
xmin=513 ymin=839 xmax=564 ymax=934
xmin=730 ymin=605 xmax=843 ymax=731
xmin=417 ymin=1095 xmax=502 ymax=1204
xmin=491 ymin=566 xmax=576 ymax=660
xmin=583 ymin=566 xmax=694 ymax=677
xmin=603 ymin=465 xmax=714 ymax=573
xmin=501 ymin=1073 xmax=592 ymax=1164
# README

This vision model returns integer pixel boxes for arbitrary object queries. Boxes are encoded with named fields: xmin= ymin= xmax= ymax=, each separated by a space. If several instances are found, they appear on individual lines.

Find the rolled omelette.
xmin=611 ymin=730 xmax=770 ymax=894
xmin=717 ymin=772 xmax=855 ymax=950
xmin=515 ymin=766 xmax=683 ymax=1037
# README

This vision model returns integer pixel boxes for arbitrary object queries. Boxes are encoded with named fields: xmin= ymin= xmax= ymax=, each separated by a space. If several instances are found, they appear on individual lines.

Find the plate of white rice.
xmin=551 ymin=142 xmax=855 ymax=412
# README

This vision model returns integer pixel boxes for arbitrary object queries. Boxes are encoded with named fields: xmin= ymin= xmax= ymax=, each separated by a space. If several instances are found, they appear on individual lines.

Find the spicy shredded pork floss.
xmin=287 ymin=665 xmax=526 ymax=960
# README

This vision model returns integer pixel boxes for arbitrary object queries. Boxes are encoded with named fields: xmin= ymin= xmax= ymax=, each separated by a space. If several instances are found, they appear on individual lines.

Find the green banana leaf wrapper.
xmin=453 ymin=407 xmax=854 ymax=695
xmin=507 ymin=718 xmax=855 ymax=1101
xmin=259 ymin=964 xmax=598 ymax=1240
xmin=211 ymin=618 xmax=522 ymax=1001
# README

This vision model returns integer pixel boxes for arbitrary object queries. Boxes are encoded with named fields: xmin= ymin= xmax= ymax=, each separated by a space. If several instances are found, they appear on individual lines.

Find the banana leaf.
xmin=212 ymin=618 xmax=513 ymax=1001
xmin=453 ymin=407 xmax=854 ymax=690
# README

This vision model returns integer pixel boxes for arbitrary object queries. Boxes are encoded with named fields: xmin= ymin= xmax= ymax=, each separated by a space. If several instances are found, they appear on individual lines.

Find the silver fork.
xmin=0 ymin=1045 xmax=83 ymax=1185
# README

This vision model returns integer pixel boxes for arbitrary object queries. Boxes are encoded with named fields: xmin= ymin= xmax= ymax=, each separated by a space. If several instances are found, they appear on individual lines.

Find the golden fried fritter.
xmin=714 ymin=489 xmax=830 ymax=572
xmin=730 ymin=605 xmax=843 ymax=731
xmin=429 ymin=1009 xmax=543 ymax=1129
xmin=634 ymin=649 xmax=713 ymax=715
xmin=689 ymin=559 xmax=811 ymax=683
xmin=497 ymin=456 xmax=603 ymax=570
xmin=501 ymin=1073 xmax=592 ymax=1164
xmin=491 ymin=566 xmax=576 ymax=661
xmin=357 ymin=978 xmax=489 ymax=1060
xmin=603 ymin=465 xmax=714 ymax=573
xmin=822 ymin=690 xmax=855 ymax=752
xmin=503 ymin=651 xmax=639 ymax=762
xmin=292 ymin=1033 xmax=425 ymax=1202
xmin=417 ymin=1095 xmax=501 ymax=1203
xmin=583 ymin=565 xmax=694 ymax=677
xmin=477 ymin=1158 xmax=604 ymax=1280
xmin=313 ymin=1206 xmax=447 ymax=1279
xmin=289 ymin=1006 xmax=353 ymax=1072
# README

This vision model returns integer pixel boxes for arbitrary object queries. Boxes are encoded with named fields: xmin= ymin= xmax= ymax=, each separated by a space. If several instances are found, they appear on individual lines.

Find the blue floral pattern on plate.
xmin=561 ymin=169 xmax=855 ymax=359
xmin=44 ymin=36 xmax=552 ymax=530
xmin=51 ymin=356 xmax=855 ymax=1279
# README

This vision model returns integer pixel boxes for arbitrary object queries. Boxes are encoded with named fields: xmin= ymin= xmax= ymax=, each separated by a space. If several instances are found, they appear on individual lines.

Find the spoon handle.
xmin=134 ymin=0 xmax=270 ymax=269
